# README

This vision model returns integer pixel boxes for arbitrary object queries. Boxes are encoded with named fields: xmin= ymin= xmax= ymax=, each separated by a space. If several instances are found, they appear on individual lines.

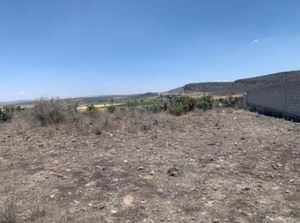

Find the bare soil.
xmin=0 ymin=109 xmax=299 ymax=223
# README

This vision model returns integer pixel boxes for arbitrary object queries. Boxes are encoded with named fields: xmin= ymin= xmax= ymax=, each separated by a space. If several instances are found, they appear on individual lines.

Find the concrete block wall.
xmin=245 ymin=80 xmax=300 ymax=122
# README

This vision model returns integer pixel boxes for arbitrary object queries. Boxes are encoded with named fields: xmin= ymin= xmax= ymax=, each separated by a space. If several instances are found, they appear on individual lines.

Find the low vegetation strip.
xmin=0 ymin=95 xmax=240 ymax=126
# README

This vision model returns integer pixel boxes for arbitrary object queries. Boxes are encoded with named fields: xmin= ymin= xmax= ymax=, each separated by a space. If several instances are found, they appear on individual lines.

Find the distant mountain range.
xmin=0 ymin=92 xmax=159 ymax=106
xmin=0 ymin=99 xmax=33 ymax=106
xmin=168 ymin=70 xmax=300 ymax=95
xmin=2 ymin=70 xmax=300 ymax=105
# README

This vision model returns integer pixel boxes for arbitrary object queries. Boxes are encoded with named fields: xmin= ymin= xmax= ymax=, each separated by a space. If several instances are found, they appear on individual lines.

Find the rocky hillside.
xmin=169 ymin=70 xmax=300 ymax=95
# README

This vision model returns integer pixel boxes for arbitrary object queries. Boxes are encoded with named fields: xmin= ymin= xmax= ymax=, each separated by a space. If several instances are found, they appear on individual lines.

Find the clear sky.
xmin=1 ymin=0 xmax=300 ymax=101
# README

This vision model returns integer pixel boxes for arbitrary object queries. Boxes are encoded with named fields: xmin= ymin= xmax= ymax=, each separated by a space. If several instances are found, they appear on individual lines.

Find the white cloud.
xmin=251 ymin=36 xmax=275 ymax=44
xmin=251 ymin=39 xmax=259 ymax=44
xmin=18 ymin=91 xmax=25 ymax=96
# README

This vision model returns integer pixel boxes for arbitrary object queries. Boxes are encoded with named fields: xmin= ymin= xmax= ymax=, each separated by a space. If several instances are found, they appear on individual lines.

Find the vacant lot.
xmin=0 ymin=109 xmax=299 ymax=223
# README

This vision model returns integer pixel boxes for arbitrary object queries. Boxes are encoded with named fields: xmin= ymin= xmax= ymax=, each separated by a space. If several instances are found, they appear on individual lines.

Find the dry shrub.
xmin=0 ymin=196 xmax=17 ymax=223
xmin=31 ymin=98 xmax=79 ymax=126
xmin=24 ymin=195 xmax=46 ymax=222
xmin=11 ymin=117 xmax=31 ymax=135
xmin=117 ymin=109 xmax=153 ymax=133
xmin=59 ymin=215 xmax=107 ymax=223
xmin=28 ymin=100 xmax=190 ymax=135
xmin=89 ymin=108 xmax=154 ymax=135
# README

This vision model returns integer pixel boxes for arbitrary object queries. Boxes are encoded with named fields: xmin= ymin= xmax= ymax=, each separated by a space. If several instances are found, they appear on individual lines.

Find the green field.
xmin=77 ymin=99 xmax=157 ymax=112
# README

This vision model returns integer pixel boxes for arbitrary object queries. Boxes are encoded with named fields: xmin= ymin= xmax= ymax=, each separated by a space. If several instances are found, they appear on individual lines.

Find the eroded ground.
xmin=0 ymin=109 xmax=299 ymax=223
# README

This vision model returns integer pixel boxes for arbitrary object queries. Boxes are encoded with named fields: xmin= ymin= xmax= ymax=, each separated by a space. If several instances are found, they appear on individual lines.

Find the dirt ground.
xmin=0 ymin=109 xmax=299 ymax=223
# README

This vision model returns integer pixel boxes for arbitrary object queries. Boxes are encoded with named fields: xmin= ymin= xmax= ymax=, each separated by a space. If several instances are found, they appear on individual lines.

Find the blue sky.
xmin=1 ymin=0 xmax=300 ymax=101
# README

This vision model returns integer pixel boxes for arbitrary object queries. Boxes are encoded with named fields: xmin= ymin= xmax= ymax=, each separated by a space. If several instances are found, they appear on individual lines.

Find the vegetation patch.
xmin=0 ymin=106 xmax=14 ymax=123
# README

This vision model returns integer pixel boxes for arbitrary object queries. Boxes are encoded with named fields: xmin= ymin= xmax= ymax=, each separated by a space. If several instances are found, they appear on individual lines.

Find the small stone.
xmin=111 ymin=209 xmax=118 ymax=214
xmin=68 ymin=207 xmax=76 ymax=214
xmin=85 ymin=181 xmax=98 ymax=187
xmin=81 ymin=207 xmax=88 ymax=211
xmin=271 ymin=164 xmax=278 ymax=170
xmin=49 ymin=172 xmax=64 ymax=178
xmin=53 ymin=160 xmax=59 ymax=165
xmin=138 ymin=166 xmax=144 ymax=171
xmin=205 ymin=201 xmax=214 ymax=207
xmin=143 ymin=175 xmax=154 ymax=180
xmin=242 ymin=186 xmax=251 ymax=191
xmin=74 ymin=200 xmax=80 ymax=204
xmin=167 ymin=167 xmax=182 ymax=177
xmin=266 ymin=216 xmax=275 ymax=222
xmin=123 ymin=195 xmax=134 ymax=206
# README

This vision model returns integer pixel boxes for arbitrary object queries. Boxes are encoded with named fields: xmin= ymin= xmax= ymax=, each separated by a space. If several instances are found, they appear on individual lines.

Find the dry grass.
xmin=0 ymin=108 xmax=299 ymax=222
xmin=0 ymin=196 xmax=17 ymax=223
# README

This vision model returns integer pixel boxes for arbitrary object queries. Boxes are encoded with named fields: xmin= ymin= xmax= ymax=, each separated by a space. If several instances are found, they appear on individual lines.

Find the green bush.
xmin=16 ymin=106 xmax=23 ymax=112
xmin=86 ymin=103 xmax=97 ymax=115
xmin=107 ymin=105 xmax=116 ymax=113
xmin=222 ymin=95 xmax=239 ymax=107
xmin=86 ymin=104 xmax=97 ymax=114
xmin=150 ymin=99 xmax=168 ymax=113
xmin=168 ymin=96 xmax=196 ymax=116
xmin=0 ymin=106 xmax=14 ymax=123
xmin=196 ymin=95 xmax=214 ymax=110
xmin=127 ymin=101 xmax=138 ymax=110
xmin=168 ymin=103 xmax=185 ymax=116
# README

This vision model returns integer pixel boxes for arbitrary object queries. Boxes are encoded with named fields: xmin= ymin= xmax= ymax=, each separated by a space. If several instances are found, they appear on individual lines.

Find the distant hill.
xmin=0 ymin=99 xmax=33 ymax=106
xmin=0 ymin=92 xmax=159 ymax=106
xmin=168 ymin=70 xmax=300 ymax=95
xmin=66 ymin=92 xmax=159 ymax=103
xmin=2 ymin=70 xmax=300 ymax=105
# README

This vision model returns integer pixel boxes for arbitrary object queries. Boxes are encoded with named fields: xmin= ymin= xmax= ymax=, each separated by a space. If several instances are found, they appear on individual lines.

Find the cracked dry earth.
xmin=0 ymin=109 xmax=299 ymax=223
